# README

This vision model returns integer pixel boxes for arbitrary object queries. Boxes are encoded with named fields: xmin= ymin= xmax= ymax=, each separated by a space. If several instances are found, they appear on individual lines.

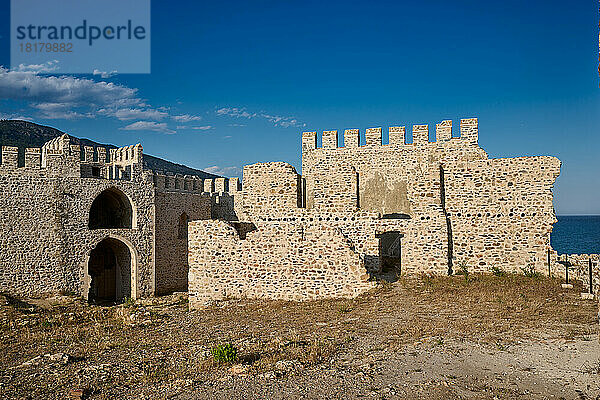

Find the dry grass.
xmin=0 ymin=273 xmax=596 ymax=399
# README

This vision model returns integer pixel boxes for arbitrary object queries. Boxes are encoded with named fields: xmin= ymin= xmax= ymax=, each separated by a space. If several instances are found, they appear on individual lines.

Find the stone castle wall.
xmin=300 ymin=118 xmax=561 ymax=275
xmin=2 ymin=120 xmax=596 ymax=308
xmin=0 ymin=136 xmax=155 ymax=298
xmin=444 ymin=156 xmax=561 ymax=273
xmin=187 ymin=117 xmax=573 ymax=307
xmin=0 ymin=134 xmax=246 ymax=300
xmin=235 ymin=162 xmax=302 ymax=220
xmin=188 ymin=219 xmax=374 ymax=308
xmin=154 ymin=185 xmax=211 ymax=295
xmin=301 ymin=119 xmax=487 ymax=215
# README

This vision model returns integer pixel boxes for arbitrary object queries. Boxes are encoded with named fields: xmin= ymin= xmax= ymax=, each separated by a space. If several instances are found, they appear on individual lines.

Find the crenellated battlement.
xmin=302 ymin=118 xmax=479 ymax=152
xmin=103 ymin=143 xmax=143 ymax=180
xmin=0 ymin=134 xmax=79 ymax=173
xmin=42 ymin=134 xmax=70 ymax=154
xmin=152 ymin=172 xmax=241 ymax=195
xmin=109 ymin=144 xmax=143 ymax=166
xmin=1 ymin=134 xmax=145 ymax=182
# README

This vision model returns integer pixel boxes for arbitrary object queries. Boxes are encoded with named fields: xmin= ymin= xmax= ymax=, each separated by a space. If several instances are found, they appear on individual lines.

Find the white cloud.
xmin=176 ymin=125 xmax=213 ymax=130
xmin=0 ymin=66 xmax=141 ymax=109
xmin=204 ymin=165 xmax=242 ymax=177
xmin=261 ymin=113 xmax=304 ymax=128
xmin=33 ymin=103 xmax=92 ymax=119
xmin=17 ymin=60 xmax=60 ymax=73
xmin=216 ymin=107 xmax=257 ymax=119
xmin=1 ymin=66 xmax=306 ymax=135
xmin=172 ymin=114 xmax=203 ymax=122
xmin=0 ymin=65 xmax=181 ymax=131
xmin=93 ymin=69 xmax=117 ymax=78
xmin=216 ymin=106 xmax=305 ymax=128
xmin=120 ymin=121 xmax=175 ymax=134
xmin=102 ymin=107 xmax=168 ymax=121
xmin=0 ymin=112 xmax=34 ymax=121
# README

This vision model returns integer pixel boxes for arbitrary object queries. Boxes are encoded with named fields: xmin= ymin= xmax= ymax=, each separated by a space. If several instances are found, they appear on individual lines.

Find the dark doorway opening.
xmin=377 ymin=231 xmax=402 ymax=275
xmin=178 ymin=212 xmax=190 ymax=240
xmin=89 ymin=187 xmax=133 ymax=229
xmin=88 ymin=238 xmax=132 ymax=303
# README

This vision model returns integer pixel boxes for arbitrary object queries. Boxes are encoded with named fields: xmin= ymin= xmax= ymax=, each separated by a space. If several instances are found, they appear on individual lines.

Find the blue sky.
xmin=0 ymin=0 xmax=598 ymax=214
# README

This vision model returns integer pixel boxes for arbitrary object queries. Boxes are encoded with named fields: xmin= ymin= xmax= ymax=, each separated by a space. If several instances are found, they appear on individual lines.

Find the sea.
xmin=550 ymin=215 xmax=600 ymax=255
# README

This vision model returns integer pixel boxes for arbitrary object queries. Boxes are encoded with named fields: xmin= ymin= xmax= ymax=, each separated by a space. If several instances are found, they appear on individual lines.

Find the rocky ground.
xmin=0 ymin=274 xmax=598 ymax=399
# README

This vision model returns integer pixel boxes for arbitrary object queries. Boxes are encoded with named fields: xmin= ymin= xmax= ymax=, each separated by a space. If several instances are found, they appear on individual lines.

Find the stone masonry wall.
xmin=302 ymin=119 xmax=488 ymax=217
xmin=0 ymin=132 xmax=248 ymax=300
xmin=300 ymin=119 xmax=561 ymax=275
xmin=154 ymin=190 xmax=211 ymax=295
xmin=444 ymin=156 xmax=561 ymax=274
xmin=236 ymin=162 xmax=301 ymax=220
xmin=230 ymin=159 xmax=450 ymax=274
xmin=188 ymin=219 xmax=374 ymax=307
xmin=0 ymin=138 xmax=156 ymax=298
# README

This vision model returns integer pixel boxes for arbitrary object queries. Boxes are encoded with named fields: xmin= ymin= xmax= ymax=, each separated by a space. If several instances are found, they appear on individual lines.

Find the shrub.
xmin=455 ymin=261 xmax=470 ymax=283
xmin=337 ymin=303 xmax=353 ymax=313
xmin=122 ymin=297 xmax=135 ymax=307
xmin=212 ymin=343 xmax=237 ymax=364
xmin=520 ymin=264 xmax=542 ymax=279
xmin=490 ymin=266 xmax=506 ymax=277
xmin=421 ymin=273 xmax=433 ymax=287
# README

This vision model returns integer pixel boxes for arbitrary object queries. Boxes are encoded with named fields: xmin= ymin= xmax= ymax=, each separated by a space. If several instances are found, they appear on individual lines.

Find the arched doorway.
xmin=89 ymin=187 xmax=133 ymax=229
xmin=87 ymin=238 xmax=132 ymax=303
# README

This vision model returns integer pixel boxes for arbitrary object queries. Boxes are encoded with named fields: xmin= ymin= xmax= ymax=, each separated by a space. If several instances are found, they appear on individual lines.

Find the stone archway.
xmin=89 ymin=187 xmax=134 ymax=229
xmin=86 ymin=237 xmax=134 ymax=303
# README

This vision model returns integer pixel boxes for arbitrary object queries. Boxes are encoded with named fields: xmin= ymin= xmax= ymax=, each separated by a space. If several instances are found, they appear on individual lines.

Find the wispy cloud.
xmin=216 ymin=107 xmax=256 ymax=119
xmin=0 ymin=112 xmax=34 ymax=121
xmin=120 ymin=121 xmax=175 ymax=134
xmin=33 ymin=102 xmax=92 ymax=119
xmin=0 ymin=66 xmax=141 ymax=109
xmin=0 ymin=64 xmax=304 ymax=135
xmin=172 ymin=114 xmax=203 ymax=123
xmin=0 ymin=64 xmax=183 ymax=132
xmin=204 ymin=165 xmax=242 ymax=177
xmin=93 ymin=69 xmax=117 ymax=78
xmin=216 ymin=106 xmax=305 ymax=128
xmin=16 ymin=60 xmax=60 ymax=73
xmin=176 ymin=125 xmax=213 ymax=130
xmin=100 ymin=107 xmax=169 ymax=121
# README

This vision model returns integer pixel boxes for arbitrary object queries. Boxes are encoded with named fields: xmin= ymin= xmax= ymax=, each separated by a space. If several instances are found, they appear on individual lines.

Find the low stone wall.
xmin=187 ymin=220 xmax=374 ymax=308
xmin=550 ymin=253 xmax=599 ymax=296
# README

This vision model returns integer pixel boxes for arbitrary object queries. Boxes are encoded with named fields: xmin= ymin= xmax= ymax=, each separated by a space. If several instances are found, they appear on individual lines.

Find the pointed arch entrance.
xmin=86 ymin=237 xmax=135 ymax=303
xmin=89 ymin=187 xmax=134 ymax=229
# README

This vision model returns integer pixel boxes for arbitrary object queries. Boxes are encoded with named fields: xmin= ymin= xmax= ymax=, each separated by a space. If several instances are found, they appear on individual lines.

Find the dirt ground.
xmin=0 ymin=274 xmax=598 ymax=399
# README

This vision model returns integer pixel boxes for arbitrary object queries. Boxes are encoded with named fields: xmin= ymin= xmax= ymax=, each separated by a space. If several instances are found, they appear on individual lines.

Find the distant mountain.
xmin=0 ymin=120 xmax=220 ymax=179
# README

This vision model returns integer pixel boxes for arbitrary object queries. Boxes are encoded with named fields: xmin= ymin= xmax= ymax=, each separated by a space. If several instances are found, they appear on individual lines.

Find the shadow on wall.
xmin=382 ymin=213 xmax=411 ymax=219
xmin=230 ymin=222 xmax=257 ymax=239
